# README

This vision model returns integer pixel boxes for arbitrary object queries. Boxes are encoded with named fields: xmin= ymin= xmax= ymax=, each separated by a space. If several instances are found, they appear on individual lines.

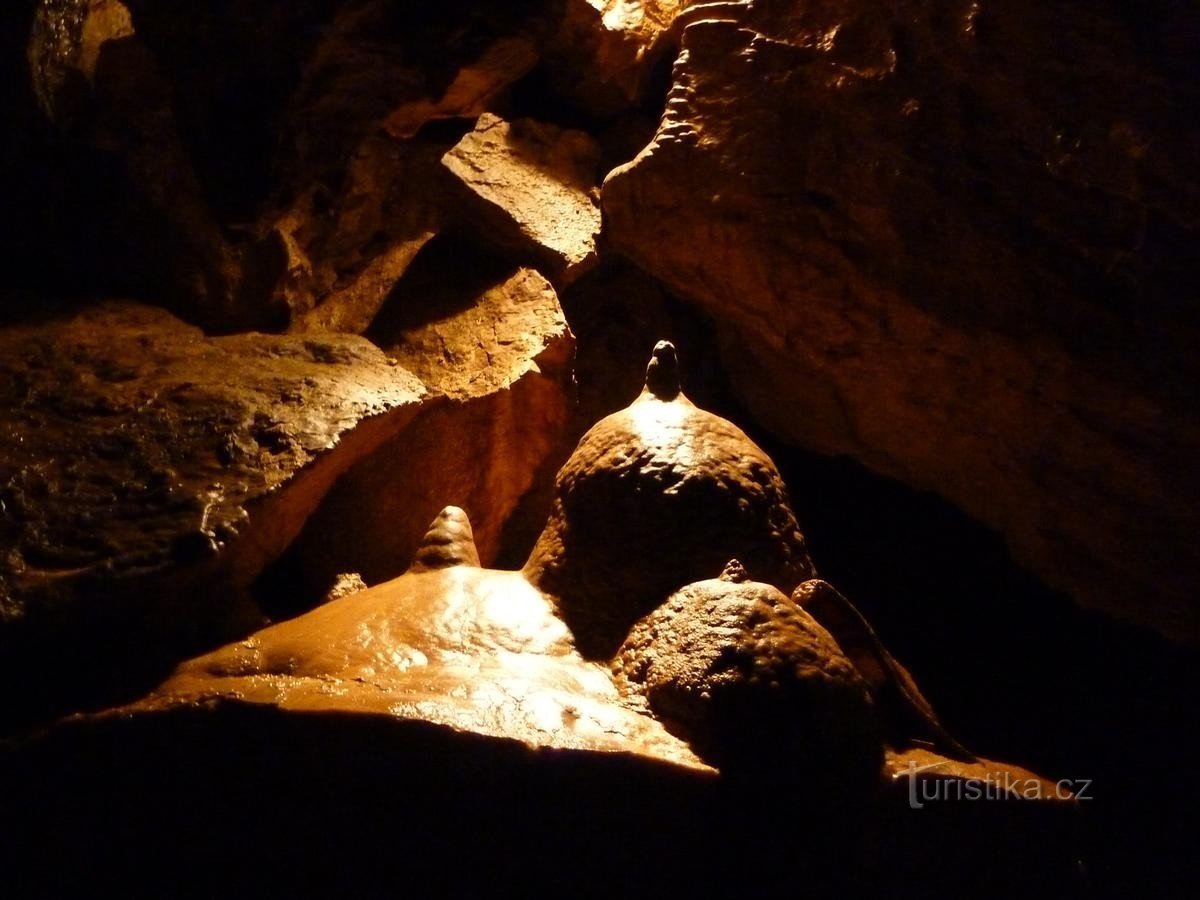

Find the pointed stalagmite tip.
xmin=644 ymin=340 xmax=681 ymax=400
xmin=718 ymin=559 xmax=750 ymax=583
xmin=410 ymin=505 xmax=481 ymax=572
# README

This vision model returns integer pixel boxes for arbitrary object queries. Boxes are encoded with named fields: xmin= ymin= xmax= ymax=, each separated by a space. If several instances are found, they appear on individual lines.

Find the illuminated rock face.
xmin=603 ymin=1 xmax=1200 ymax=640
xmin=0 ymin=346 xmax=1082 ymax=894
xmin=526 ymin=342 xmax=814 ymax=657
xmin=150 ymin=506 xmax=705 ymax=767
xmin=0 ymin=302 xmax=425 ymax=671
xmin=0 ymin=291 xmax=573 ymax=724
xmin=442 ymin=114 xmax=602 ymax=285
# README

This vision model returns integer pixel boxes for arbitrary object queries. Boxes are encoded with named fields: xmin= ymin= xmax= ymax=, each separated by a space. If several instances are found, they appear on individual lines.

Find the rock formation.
xmin=615 ymin=560 xmax=882 ymax=792
xmin=526 ymin=341 xmax=814 ymax=657
xmin=604 ymin=0 xmax=1200 ymax=641
xmin=0 ymin=293 xmax=572 ymax=724
xmin=0 ymin=0 xmax=1194 ymax=895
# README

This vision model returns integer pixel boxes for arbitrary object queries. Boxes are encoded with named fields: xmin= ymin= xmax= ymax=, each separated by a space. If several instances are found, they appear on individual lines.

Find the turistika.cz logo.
xmin=906 ymin=761 xmax=1093 ymax=808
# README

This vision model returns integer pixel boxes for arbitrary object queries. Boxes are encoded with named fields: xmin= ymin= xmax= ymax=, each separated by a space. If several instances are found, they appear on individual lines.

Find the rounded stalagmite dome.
xmin=614 ymin=561 xmax=882 ymax=793
xmin=524 ymin=341 xmax=814 ymax=658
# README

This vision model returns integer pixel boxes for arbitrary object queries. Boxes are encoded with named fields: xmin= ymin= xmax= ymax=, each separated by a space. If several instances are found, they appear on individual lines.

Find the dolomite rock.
xmin=525 ymin=342 xmax=814 ymax=657
xmin=442 ymin=114 xmax=603 ymax=284
xmin=604 ymin=2 xmax=1200 ymax=640
xmin=614 ymin=561 xmax=881 ymax=790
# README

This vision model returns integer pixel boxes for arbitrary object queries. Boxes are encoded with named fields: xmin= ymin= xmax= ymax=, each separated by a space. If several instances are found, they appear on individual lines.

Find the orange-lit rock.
xmin=274 ymin=134 xmax=446 ymax=332
xmin=0 ymin=300 xmax=425 ymax=720
xmin=274 ymin=258 xmax=575 ymax=596
xmin=526 ymin=341 xmax=814 ymax=657
xmin=544 ymin=0 xmax=687 ymax=115
xmin=443 ymin=114 xmax=602 ymax=284
xmin=604 ymin=3 xmax=1200 ymax=640
xmin=615 ymin=560 xmax=881 ymax=790
xmin=142 ymin=506 xmax=706 ymax=767
xmin=0 ymin=288 xmax=574 ymax=725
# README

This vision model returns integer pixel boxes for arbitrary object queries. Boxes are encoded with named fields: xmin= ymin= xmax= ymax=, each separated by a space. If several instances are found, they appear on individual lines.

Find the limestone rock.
xmin=442 ymin=114 xmax=603 ymax=284
xmin=276 ymin=133 xmax=447 ymax=332
xmin=525 ymin=342 xmax=814 ymax=657
xmin=271 ymin=258 xmax=575 ymax=599
xmin=142 ymin=507 xmax=706 ymax=768
xmin=543 ymin=0 xmax=687 ymax=115
xmin=614 ymin=561 xmax=881 ymax=789
xmin=279 ymin=3 xmax=543 ymax=185
xmin=604 ymin=2 xmax=1200 ymax=640
xmin=0 ymin=300 xmax=427 ymax=724
xmin=383 ymin=267 xmax=569 ymax=401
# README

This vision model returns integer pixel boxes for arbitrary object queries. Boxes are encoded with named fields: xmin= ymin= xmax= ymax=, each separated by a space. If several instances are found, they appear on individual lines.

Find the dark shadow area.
xmin=0 ymin=703 xmax=1082 ymax=899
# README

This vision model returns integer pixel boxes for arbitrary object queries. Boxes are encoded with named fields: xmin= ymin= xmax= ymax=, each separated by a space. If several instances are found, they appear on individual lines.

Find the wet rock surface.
xmin=0 ymin=300 xmax=426 ymax=721
xmin=142 ymin=507 xmax=704 ymax=766
xmin=269 ymin=252 xmax=575 ymax=603
xmin=0 ymin=290 xmax=574 ymax=725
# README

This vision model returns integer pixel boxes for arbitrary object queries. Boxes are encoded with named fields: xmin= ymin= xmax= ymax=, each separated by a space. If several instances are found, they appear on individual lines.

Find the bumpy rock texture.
xmin=442 ymin=114 xmax=602 ymax=283
xmin=604 ymin=0 xmax=1200 ymax=640
xmin=0 ymin=292 xmax=573 ymax=724
xmin=526 ymin=342 xmax=814 ymax=657
xmin=615 ymin=562 xmax=881 ymax=790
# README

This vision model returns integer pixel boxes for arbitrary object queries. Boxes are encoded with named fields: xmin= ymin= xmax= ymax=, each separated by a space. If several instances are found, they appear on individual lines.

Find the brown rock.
xmin=384 ymin=267 xmax=570 ymax=401
xmin=144 ymin=506 xmax=706 ymax=768
xmin=276 ymin=134 xmax=444 ymax=332
xmin=560 ymin=259 xmax=725 ymax=431
xmin=525 ymin=342 xmax=814 ymax=657
xmin=614 ymin=560 xmax=881 ymax=789
xmin=543 ymin=0 xmax=687 ymax=115
xmin=29 ymin=0 xmax=135 ymax=112
xmin=0 ymin=300 xmax=426 ymax=722
xmin=884 ymin=746 xmax=1076 ymax=805
xmin=278 ymin=3 xmax=546 ymax=184
xmin=272 ymin=259 xmax=575 ymax=597
xmin=442 ymin=114 xmax=603 ymax=284
xmin=604 ymin=3 xmax=1200 ymax=640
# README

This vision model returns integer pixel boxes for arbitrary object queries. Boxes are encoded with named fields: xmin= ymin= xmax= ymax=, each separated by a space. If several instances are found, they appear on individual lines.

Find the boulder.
xmin=0 ymin=301 xmax=426 ymax=723
xmin=542 ymin=0 xmax=688 ymax=115
xmin=443 ymin=114 xmax=603 ymax=284
xmin=267 ymin=255 xmax=575 ymax=602
xmin=614 ymin=560 xmax=882 ymax=791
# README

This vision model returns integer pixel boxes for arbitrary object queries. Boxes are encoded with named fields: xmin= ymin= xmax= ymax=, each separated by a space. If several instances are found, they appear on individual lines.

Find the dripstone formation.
xmin=1 ymin=345 xmax=1076 ymax=895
